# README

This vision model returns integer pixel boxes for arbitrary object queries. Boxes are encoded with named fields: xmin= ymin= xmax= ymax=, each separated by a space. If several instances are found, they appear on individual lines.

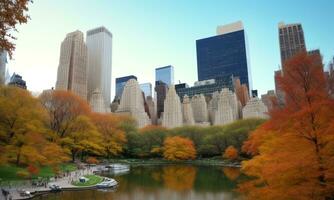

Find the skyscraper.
xmin=0 ymin=50 xmax=7 ymax=85
xmin=278 ymin=22 xmax=306 ymax=68
xmin=140 ymin=82 xmax=152 ymax=98
xmin=155 ymin=65 xmax=174 ymax=86
xmin=115 ymin=75 xmax=137 ymax=101
xmin=87 ymin=26 xmax=112 ymax=109
xmin=56 ymin=30 xmax=87 ymax=100
xmin=196 ymin=21 xmax=251 ymax=91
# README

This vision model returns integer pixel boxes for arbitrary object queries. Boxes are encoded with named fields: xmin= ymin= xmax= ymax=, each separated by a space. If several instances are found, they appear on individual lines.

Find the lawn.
xmin=71 ymin=175 xmax=103 ymax=187
xmin=0 ymin=163 xmax=77 ymax=181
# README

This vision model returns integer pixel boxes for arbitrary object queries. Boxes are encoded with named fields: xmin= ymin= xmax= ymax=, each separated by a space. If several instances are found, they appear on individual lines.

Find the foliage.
xmin=16 ymin=170 xmax=29 ymax=179
xmin=39 ymin=90 xmax=90 ymax=138
xmin=86 ymin=157 xmax=99 ymax=165
xmin=27 ymin=164 xmax=39 ymax=176
xmin=223 ymin=146 xmax=238 ymax=161
xmin=163 ymin=136 xmax=196 ymax=161
xmin=0 ymin=86 xmax=68 ymax=167
xmin=0 ymin=0 xmax=32 ymax=58
xmin=239 ymin=52 xmax=334 ymax=199
xmin=60 ymin=115 xmax=104 ymax=161
xmin=90 ymin=113 xmax=127 ymax=157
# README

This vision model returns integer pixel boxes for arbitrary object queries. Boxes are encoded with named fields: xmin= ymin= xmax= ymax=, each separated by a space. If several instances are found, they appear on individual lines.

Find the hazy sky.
xmin=8 ymin=0 xmax=334 ymax=97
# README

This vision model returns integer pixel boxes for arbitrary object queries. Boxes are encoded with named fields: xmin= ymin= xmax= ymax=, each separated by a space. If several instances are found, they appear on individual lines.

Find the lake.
xmin=36 ymin=164 xmax=241 ymax=200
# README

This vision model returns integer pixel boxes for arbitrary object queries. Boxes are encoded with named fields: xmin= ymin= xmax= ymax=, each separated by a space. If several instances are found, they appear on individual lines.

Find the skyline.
xmin=6 ymin=0 xmax=334 ymax=97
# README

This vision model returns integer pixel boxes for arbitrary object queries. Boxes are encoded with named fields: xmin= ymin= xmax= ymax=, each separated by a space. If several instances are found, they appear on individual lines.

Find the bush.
xmin=163 ymin=136 xmax=196 ymax=161
xmin=16 ymin=170 xmax=29 ymax=179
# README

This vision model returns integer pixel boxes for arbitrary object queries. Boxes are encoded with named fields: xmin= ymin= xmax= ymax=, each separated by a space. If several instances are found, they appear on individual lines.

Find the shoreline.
xmin=106 ymin=158 xmax=242 ymax=167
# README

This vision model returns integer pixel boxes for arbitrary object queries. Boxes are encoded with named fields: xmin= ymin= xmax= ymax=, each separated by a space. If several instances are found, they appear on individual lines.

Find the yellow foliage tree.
xmin=90 ymin=113 xmax=127 ymax=157
xmin=163 ymin=136 xmax=196 ymax=161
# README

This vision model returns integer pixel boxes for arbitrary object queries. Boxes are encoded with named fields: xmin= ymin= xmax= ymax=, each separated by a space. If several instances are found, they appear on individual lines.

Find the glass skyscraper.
xmin=155 ymin=65 xmax=174 ymax=86
xmin=115 ymin=75 xmax=137 ymax=101
xmin=140 ymin=82 xmax=152 ymax=98
xmin=196 ymin=21 xmax=251 ymax=91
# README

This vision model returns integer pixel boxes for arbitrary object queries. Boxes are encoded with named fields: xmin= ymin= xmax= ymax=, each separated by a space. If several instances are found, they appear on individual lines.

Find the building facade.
xmin=196 ymin=21 xmax=251 ymax=90
xmin=115 ymin=79 xmax=151 ymax=128
xmin=56 ymin=30 xmax=87 ymax=100
xmin=87 ymin=26 xmax=112 ymax=109
xmin=0 ymin=51 xmax=7 ymax=85
xmin=175 ymin=76 xmax=234 ymax=100
xmin=278 ymin=22 xmax=306 ymax=68
xmin=155 ymin=65 xmax=174 ymax=86
xmin=8 ymin=73 xmax=27 ymax=89
xmin=140 ymin=82 xmax=152 ymax=98
xmin=155 ymin=81 xmax=168 ymax=119
xmin=115 ymin=75 xmax=137 ymax=101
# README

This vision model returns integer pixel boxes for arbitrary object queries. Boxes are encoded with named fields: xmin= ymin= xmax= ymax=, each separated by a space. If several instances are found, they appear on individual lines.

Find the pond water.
xmin=36 ymin=165 xmax=241 ymax=200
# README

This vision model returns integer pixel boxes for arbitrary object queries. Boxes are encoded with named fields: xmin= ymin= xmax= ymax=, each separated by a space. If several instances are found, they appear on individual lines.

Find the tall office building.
xmin=155 ymin=65 xmax=174 ymax=120
xmin=155 ymin=81 xmax=168 ymax=120
xmin=140 ymin=82 xmax=152 ymax=98
xmin=115 ymin=75 xmax=137 ymax=101
xmin=196 ymin=21 xmax=251 ymax=91
xmin=278 ymin=22 xmax=306 ymax=68
xmin=56 ymin=30 xmax=87 ymax=100
xmin=87 ymin=26 xmax=112 ymax=109
xmin=0 ymin=51 xmax=8 ymax=85
xmin=155 ymin=65 xmax=174 ymax=86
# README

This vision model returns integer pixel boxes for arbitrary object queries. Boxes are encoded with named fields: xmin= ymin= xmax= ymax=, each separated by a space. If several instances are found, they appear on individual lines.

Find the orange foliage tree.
xmin=223 ymin=145 xmax=238 ymax=161
xmin=39 ymin=90 xmax=90 ymax=138
xmin=86 ymin=157 xmax=99 ymax=165
xmin=0 ymin=0 xmax=32 ymax=58
xmin=239 ymin=52 xmax=334 ymax=199
xmin=163 ymin=136 xmax=196 ymax=161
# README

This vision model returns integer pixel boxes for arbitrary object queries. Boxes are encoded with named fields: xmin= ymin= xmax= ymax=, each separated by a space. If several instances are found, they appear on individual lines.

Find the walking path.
xmin=1 ymin=166 xmax=104 ymax=200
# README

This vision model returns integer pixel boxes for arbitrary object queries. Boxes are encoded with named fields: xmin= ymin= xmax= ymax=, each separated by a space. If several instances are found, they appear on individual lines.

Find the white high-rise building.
xmin=116 ymin=79 xmax=151 ymax=128
xmin=0 ymin=51 xmax=7 ymax=85
xmin=56 ymin=30 xmax=87 ymax=100
xmin=86 ymin=26 xmax=112 ymax=110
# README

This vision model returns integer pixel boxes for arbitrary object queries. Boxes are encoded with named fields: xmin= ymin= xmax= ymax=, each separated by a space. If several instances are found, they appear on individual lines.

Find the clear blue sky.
xmin=9 ymin=0 xmax=334 ymax=96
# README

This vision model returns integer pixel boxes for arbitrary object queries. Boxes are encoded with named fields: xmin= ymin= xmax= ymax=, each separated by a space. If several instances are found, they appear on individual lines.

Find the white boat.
xmin=96 ymin=178 xmax=118 ymax=188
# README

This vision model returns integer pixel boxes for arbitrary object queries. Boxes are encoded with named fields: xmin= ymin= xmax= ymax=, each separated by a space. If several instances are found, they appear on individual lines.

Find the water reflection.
xmin=37 ymin=165 xmax=241 ymax=200
xmin=162 ymin=165 xmax=197 ymax=191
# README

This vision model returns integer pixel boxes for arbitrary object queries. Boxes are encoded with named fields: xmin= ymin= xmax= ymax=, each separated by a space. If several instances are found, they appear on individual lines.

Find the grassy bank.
xmin=72 ymin=174 xmax=103 ymax=187
xmin=0 ymin=163 xmax=77 ymax=181
xmin=107 ymin=158 xmax=241 ymax=166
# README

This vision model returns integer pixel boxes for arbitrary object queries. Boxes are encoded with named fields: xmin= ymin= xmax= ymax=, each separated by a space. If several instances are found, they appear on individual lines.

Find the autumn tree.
xmin=163 ymin=136 xmax=196 ymax=161
xmin=39 ymin=90 xmax=90 ymax=139
xmin=0 ymin=0 xmax=32 ymax=58
xmin=60 ymin=115 xmax=104 ymax=161
xmin=223 ymin=145 xmax=238 ymax=161
xmin=239 ymin=52 xmax=334 ymax=199
xmin=0 ymin=86 xmax=69 ymax=167
xmin=90 ymin=113 xmax=127 ymax=158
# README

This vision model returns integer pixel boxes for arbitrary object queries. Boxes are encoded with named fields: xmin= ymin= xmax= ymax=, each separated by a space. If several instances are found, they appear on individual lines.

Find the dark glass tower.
xmin=196 ymin=22 xmax=251 ymax=91
xmin=115 ymin=75 xmax=137 ymax=101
